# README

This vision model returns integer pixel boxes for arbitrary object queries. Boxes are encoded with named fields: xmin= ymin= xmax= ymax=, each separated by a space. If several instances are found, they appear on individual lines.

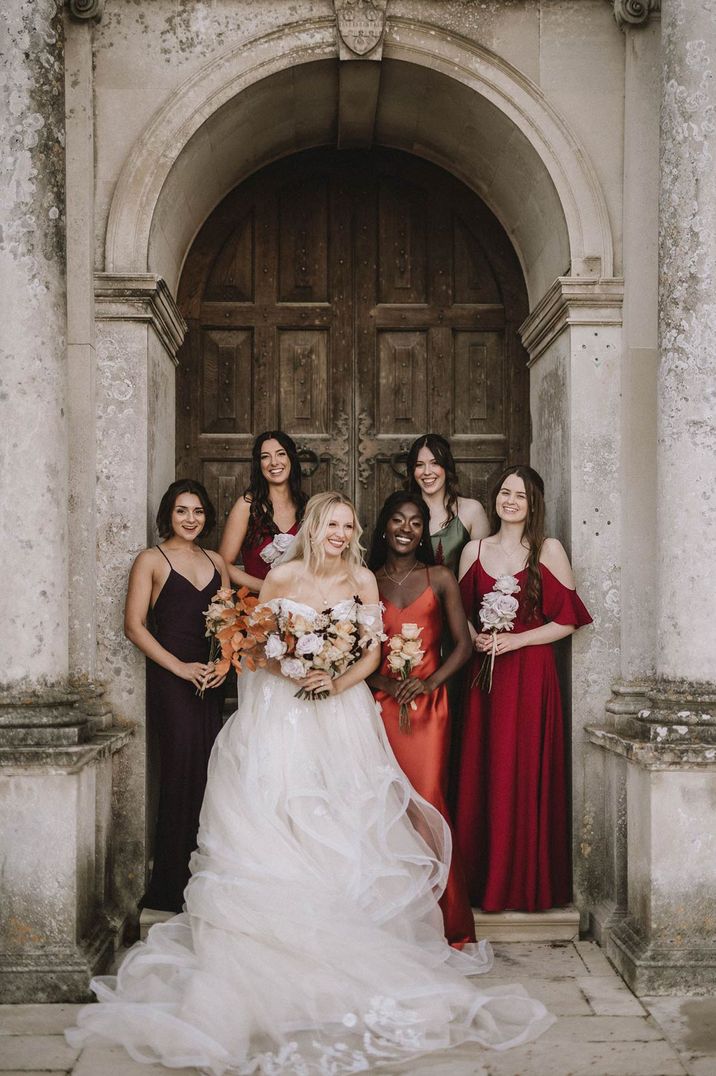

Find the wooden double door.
xmin=177 ymin=148 xmax=529 ymax=542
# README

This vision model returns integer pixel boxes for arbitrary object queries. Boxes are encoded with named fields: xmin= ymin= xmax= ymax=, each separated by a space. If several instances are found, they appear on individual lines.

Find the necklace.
xmin=383 ymin=561 xmax=419 ymax=587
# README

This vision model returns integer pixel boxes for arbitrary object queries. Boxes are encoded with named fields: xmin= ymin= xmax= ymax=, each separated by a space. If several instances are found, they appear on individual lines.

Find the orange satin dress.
xmin=372 ymin=577 xmax=476 ymax=947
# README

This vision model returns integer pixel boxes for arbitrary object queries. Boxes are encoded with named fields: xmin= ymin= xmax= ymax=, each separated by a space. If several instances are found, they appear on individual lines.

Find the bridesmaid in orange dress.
xmin=368 ymin=491 xmax=475 ymax=947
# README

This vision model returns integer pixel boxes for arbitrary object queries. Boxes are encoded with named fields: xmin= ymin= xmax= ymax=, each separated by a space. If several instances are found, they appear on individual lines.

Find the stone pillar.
xmin=0 ymin=2 xmax=128 ymax=1002
xmin=520 ymin=278 xmax=624 ymax=928
xmin=589 ymin=0 xmax=716 ymax=994
xmin=93 ymin=274 xmax=185 ymax=918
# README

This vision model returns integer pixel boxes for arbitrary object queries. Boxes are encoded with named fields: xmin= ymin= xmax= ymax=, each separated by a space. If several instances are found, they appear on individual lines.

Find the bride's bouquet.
xmin=203 ymin=587 xmax=278 ymax=684
xmin=264 ymin=598 xmax=384 ymax=700
xmin=473 ymin=574 xmax=520 ymax=692
xmin=386 ymin=624 xmax=425 ymax=731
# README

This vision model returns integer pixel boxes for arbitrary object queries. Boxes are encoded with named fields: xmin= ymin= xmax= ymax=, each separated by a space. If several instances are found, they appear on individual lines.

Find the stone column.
xmin=590 ymin=0 xmax=716 ymax=994
xmin=0 ymin=2 xmax=128 ymax=1002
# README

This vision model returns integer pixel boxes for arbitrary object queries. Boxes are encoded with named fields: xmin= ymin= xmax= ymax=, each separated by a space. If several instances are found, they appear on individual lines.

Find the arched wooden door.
xmin=177 ymin=148 xmax=529 ymax=542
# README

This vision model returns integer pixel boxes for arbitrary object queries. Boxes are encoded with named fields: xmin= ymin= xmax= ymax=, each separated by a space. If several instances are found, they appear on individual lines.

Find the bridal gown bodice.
xmin=67 ymin=597 xmax=553 ymax=1075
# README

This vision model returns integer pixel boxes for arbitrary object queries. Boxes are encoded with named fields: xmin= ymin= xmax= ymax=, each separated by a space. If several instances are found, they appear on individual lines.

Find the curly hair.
xmin=488 ymin=465 xmax=546 ymax=620
xmin=368 ymin=491 xmax=435 ymax=571
xmin=244 ymin=430 xmax=308 ymax=544
xmin=406 ymin=433 xmax=460 ymax=528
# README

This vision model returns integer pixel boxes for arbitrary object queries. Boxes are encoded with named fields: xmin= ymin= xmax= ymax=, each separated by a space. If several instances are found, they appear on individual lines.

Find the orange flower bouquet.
xmin=203 ymin=587 xmax=278 ymax=688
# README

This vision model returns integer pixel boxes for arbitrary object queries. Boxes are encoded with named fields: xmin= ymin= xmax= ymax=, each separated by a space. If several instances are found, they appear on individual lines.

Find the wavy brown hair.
xmin=488 ymin=465 xmax=545 ymax=620
xmin=406 ymin=434 xmax=460 ymax=528
xmin=244 ymin=430 xmax=307 ymax=545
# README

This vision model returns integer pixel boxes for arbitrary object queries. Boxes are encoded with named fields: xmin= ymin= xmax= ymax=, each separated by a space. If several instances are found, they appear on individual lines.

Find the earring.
xmin=382 ymin=532 xmax=386 ymax=539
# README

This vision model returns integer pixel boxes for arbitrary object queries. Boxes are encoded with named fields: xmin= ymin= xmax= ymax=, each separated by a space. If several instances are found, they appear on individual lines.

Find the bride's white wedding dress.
xmin=68 ymin=600 xmax=553 ymax=1074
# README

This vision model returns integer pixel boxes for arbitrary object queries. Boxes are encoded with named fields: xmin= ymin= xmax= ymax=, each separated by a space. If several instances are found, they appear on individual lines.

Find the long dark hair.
xmin=244 ymin=430 xmax=308 ymax=544
xmin=488 ymin=464 xmax=545 ymax=620
xmin=156 ymin=479 xmax=216 ymax=540
xmin=368 ymin=491 xmax=436 ymax=571
xmin=406 ymin=433 xmax=460 ymax=528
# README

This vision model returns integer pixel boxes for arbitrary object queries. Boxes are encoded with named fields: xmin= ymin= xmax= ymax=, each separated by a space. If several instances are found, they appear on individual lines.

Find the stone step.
xmin=474 ymin=905 xmax=581 ymax=942
xmin=140 ymin=906 xmax=581 ymax=944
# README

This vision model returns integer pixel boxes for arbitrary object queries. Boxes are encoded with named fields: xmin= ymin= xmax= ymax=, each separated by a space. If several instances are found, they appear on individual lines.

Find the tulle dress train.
xmin=68 ymin=601 xmax=553 ymax=1075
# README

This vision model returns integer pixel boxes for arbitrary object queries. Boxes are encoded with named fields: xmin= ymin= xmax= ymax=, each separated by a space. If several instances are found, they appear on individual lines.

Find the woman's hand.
xmin=493 ymin=633 xmax=524 ymax=656
xmin=299 ymin=669 xmax=337 ymax=696
xmin=474 ymin=633 xmax=494 ymax=653
xmin=394 ymin=676 xmax=433 ymax=704
xmin=201 ymin=662 xmax=227 ymax=691
xmin=176 ymin=661 xmax=213 ymax=689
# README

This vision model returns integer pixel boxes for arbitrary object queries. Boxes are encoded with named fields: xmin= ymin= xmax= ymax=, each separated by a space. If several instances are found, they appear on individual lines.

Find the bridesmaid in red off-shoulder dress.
xmin=368 ymin=491 xmax=475 ymax=947
xmin=456 ymin=465 xmax=592 ymax=913
xmin=219 ymin=430 xmax=307 ymax=593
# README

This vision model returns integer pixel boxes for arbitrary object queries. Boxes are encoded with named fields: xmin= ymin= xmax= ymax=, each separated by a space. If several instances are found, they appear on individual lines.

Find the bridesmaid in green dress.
xmin=406 ymin=434 xmax=489 ymax=573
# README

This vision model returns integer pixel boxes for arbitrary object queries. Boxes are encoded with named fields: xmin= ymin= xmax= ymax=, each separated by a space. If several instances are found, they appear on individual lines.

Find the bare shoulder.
xmin=540 ymin=538 xmax=576 ymax=588
xmin=430 ymin=564 xmax=453 ymax=587
xmin=265 ymin=561 xmax=295 ymax=586
xmin=133 ymin=546 xmax=162 ymax=571
xmin=354 ymin=565 xmax=380 ymax=602
xmin=458 ymin=538 xmax=481 ymax=580
xmin=203 ymin=549 xmax=227 ymax=571
xmin=458 ymin=496 xmax=489 ymax=539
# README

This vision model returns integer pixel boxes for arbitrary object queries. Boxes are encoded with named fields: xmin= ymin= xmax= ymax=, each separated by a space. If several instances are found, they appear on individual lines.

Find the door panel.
xmin=177 ymin=148 xmax=529 ymax=544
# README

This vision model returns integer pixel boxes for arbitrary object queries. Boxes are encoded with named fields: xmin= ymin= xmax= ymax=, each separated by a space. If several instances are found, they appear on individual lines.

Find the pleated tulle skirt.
xmin=67 ymin=671 xmax=553 ymax=1074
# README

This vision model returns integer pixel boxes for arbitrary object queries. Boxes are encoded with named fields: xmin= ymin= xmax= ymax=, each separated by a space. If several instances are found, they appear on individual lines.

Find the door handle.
xmin=297 ymin=447 xmax=321 ymax=477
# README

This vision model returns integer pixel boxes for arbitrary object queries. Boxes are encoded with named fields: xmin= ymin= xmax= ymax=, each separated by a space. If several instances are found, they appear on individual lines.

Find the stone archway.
xmin=96 ymin=14 xmax=620 ymax=932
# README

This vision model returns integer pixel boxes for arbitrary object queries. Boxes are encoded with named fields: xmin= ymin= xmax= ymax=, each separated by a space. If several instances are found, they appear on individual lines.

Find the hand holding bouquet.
xmin=386 ymin=623 xmax=425 ymax=731
xmin=473 ymin=575 xmax=520 ymax=692
xmin=203 ymin=587 xmax=278 ymax=692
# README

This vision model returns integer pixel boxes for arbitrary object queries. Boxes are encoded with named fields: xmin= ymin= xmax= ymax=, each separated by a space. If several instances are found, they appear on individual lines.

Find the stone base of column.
xmin=0 ymin=684 xmax=133 ymax=1002
xmin=606 ymin=916 xmax=716 ymax=997
xmin=588 ymin=690 xmax=716 ymax=995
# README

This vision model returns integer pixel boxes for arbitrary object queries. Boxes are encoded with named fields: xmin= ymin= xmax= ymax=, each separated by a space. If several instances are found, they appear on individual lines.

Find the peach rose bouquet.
xmin=386 ymin=623 xmax=425 ymax=731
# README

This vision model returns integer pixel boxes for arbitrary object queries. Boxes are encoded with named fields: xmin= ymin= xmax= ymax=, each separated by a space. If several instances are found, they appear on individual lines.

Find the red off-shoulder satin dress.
xmin=372 ymin=577 xmax=476 ymax=947
xmin=456 ymin=558 xmax=592 ymax=913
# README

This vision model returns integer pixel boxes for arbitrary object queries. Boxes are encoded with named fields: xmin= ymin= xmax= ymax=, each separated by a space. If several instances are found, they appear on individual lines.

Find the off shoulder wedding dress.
xmin=67 ymin=600 xmax=552 ymax=1074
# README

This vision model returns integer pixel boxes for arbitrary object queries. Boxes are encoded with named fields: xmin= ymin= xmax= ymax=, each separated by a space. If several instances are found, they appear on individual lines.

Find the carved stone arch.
xmin=104 ymin=17 xmax=614 ymax=307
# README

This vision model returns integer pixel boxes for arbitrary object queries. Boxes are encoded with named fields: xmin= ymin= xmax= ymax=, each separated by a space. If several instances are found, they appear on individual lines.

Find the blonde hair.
xmin=279 ymin=491 xmax=364 ymax=576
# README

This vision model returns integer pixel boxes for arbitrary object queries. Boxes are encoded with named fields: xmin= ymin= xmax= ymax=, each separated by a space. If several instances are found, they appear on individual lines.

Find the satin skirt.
xmin=67 ymin=671 xmax=553 ymax=1074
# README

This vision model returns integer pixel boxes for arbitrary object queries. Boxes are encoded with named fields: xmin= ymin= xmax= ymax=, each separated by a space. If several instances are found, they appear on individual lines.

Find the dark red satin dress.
xmin=241 ymin=522 xmax=299 ymax=582
xmin=456 ymin=559 xmax=592 ymax=913
xmin=372 ymin=579 xmax=476 ymax=947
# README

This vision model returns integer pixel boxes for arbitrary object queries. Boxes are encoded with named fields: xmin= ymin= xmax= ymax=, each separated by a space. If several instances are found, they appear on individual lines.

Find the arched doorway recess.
xmin=176 ymin=148 xmax=530 ymax=537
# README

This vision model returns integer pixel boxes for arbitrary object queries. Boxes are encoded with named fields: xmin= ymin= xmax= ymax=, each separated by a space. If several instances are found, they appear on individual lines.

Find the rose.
xmin=494 ymin=575 xmax=520 ymax=595
xmin=329 ymin=635 xmax=354 ymax=653
xmin=214 ymin=587 xmax=234 ymax=603
xmin=387 ymin=652 xmax=406 ymax=672
xmin=401 ymin=623 xmax=421 ymax=640
xmin=479 ymin=605 xmax=503 ymax=629
xmin=332 ymin=620 xmax=356 ymax=638
xmin=491 ymin=594 xmax=519 ymax=618
xmin=401 ymin=639 xmax=423 ymax=659
xmin=289 ymin=613 xmax=315 ymax=634
xmin=388 ymin=636 xmax=404 ymax=651
xmin=295 ymin=632 xmax=324 ymax=657
xmin=260 ymin=532 xmax=296 ymax=565
xmin=264 ymin=634 xmax=288 ymax=660
xmin=323 ymin=645 xmax=346 ymax=664
xmin=280 ymin=656 xmax=308 ymax=680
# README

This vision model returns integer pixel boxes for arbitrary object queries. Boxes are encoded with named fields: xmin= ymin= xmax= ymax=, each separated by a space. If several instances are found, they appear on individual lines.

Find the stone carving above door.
xmin=334 ymin=0 xmax=388 ymax=59
xmin=609 ymin=0 xmax=661 ymax=29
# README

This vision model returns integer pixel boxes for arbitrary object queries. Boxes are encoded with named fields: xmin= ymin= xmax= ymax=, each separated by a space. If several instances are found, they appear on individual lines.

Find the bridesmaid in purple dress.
xmin=124 ymin=480 xmax=229 ymax=913
xmin=219 ymin=430 xmax=308 ymax=593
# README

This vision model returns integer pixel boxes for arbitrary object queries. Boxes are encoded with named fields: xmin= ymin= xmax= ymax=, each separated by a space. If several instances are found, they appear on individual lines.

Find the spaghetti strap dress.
xmin=141 ymin=547 xmax=224 ymax=913
xmin=455 ymin=554 xmax=592 ymax=912
xmin=373 ymin=572 xmax=477 ymax=947
xmin=430 ymin=514 xmax=471 ymax=576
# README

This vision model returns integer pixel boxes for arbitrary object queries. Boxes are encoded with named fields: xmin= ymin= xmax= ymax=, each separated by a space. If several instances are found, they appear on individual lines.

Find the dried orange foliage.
xmin=204 ymin=587 xmax=278 ymax=677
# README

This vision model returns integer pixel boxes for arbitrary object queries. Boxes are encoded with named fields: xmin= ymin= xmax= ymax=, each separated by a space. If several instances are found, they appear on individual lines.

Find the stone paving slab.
xmin=577 ymin=975 xmax=647 ymax=1016
xmin=0 ymin=943 xmax=699 ymax=1076
xmin=0 ymin=1006 xmax=82 ymax=1037
xmin=0 ymin=1034 xmax=79 ymax=1071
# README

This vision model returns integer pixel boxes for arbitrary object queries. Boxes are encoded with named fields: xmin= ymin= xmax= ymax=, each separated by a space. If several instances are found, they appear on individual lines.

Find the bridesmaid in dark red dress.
xmin=218 ymin=430 xmax=307 ymax=593
xmin=455 ymin=465 xmax=592 ymax=913
xmin=124 ymin=480 xmax=230 ymax=912
xmin=368 ymin=491 xmax=475 ymax=947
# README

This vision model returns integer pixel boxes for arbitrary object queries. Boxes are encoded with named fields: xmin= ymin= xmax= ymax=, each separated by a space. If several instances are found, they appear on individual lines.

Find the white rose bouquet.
xmin=386 ymin=623 xmax=425 ymax=731
xmin=259 ymin=531 xmax=296 ymax=566
xmin=473 ymin=574 xmax=520 ymax=692
xmin=262 ymin=598 xmax=384 ymax=700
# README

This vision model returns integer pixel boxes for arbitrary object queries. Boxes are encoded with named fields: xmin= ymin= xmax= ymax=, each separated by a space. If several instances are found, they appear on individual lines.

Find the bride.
xmin=68 ymin=492 xmax=553 ymax=1074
